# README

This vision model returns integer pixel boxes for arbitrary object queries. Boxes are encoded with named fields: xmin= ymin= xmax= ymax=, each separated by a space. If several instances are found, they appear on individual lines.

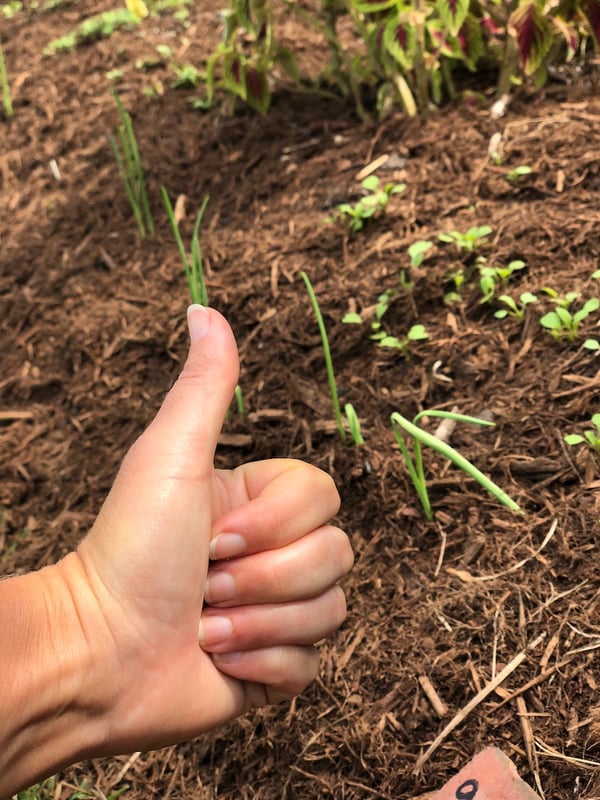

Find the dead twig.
xmin=414 ymin=633 xmax=545 ymax=773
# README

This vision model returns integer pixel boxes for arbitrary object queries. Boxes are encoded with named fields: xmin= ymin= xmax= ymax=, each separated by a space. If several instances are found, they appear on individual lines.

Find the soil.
xmin=2 ymin=1 xmax=600 ymax=798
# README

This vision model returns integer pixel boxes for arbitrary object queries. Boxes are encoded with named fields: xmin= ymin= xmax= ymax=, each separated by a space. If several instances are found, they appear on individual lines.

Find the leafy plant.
xmin=0 ymin=35 xmax=13 ymax=119
xmin=391 ymin=409 xmax=522 ymax=522
xmin=108 ymin=91 xmax=154 ymax=240
xmin=439 ymin=225 xmax=492 ymax=253
xmin=494 ymin=291 xmax=538 ymax=319
xmin=374 ymin=324 xmax=428 ymax=354
xmin=479 ymin=258 xmax=526 ymax=303
xmin=301 ymin=271 xmax=363 ymax=445
xmin=505 ymin=165 xmax=532 ymax=184
xmin=162 ymin=188 xmax=209 ymax=305
xmin=539 ymin=295 xmax=600 ymax=342
xmin=334 ymin=175 xmax=406 ymax=233
xmin=564 ymin=414 xmax=600 ymax=453
xmin=444 ymin=267 xmax=465 ymax=305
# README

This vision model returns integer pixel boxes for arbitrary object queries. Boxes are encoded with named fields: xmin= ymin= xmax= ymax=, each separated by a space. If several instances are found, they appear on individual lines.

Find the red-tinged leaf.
xmin=245 ymin=65 xmax=270 ymax=114
xmin=383 ymin=14 xmax=417 ymax=69
xmin=223 ymin=53 xmax=247 ymax=100
xmin=436 ymin=0 xmax=469 ymax=36
xmin=584 ymin=0 xmax=600 ymax=42
xmin=508 ymin=1 xmax=554 ymax=75
xmin=552 ymin=15 xmax=579 ymax=59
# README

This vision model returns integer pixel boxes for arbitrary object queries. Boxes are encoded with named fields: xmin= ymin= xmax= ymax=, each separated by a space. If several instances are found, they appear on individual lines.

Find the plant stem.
xmin=391 ymin=422 xmax=433 ymax=520
xmin=0 ymin=36 xmax=14 ymax=119
xmin=301 ymin=271 xmax=346 ymax=443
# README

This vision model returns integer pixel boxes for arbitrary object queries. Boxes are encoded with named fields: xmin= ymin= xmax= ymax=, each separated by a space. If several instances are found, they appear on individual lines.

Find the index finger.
xmin=210 ymin=459 xmax=340 ymax=560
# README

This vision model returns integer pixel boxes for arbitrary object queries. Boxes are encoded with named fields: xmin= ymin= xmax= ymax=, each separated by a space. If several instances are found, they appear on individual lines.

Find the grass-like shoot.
xmin=0 ymin=36 xmax=13 ymax=119
xmin=391 ymin=409 xmax=522 ymax=522
xmin=301 ymin=271 xmax=363 ymax=445
xmin=162 ymin=187 xmax=209 ymax=306
xmin=109 ymin=91 xmax=154 ymax=239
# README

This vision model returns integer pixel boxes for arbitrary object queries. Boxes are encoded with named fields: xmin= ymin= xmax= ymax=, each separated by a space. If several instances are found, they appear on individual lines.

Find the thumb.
xmin=141 ymin=305 xmax=240 ymax=478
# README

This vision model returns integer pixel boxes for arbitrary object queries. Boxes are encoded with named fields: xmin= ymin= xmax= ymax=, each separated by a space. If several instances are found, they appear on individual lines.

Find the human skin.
xmin=0 ymin=306 xmax=353 ymax=798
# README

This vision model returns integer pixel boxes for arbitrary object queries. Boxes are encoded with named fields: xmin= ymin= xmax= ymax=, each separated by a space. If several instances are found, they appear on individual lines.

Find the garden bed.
xmin=1 ymin=2 xmax=600 ymax=797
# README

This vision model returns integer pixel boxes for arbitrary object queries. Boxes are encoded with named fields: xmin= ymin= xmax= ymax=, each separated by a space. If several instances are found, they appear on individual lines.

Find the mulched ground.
xmin=2 ymin=1 xmax=600 ymax=797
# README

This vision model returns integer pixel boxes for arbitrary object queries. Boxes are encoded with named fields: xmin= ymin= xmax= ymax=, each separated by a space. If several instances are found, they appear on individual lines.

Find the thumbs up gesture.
xmin=72 ymin=305 xmax=353 ymax=755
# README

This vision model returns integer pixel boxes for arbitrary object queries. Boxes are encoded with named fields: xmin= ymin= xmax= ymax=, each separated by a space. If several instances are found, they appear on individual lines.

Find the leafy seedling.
xmin=391 ymin=409 xmax=522 ymax=522
xmin=171 ymin=63 xmax=202 ymax=88
xmin=479 ymin=259 xmax=526 ymax=303
xmin=408 ymin=240 xmax=433 ymax=268
xmin=494 ymin=292 xmax=538 ymax=319
xmin=540 ymin=297 xmax=600 ymax=342
xmin=564 ymin=414 xmax=600 ymax=453
xmin=438 ymin=225 xmax=492 ymax=253
xmin=444 ymin=267 xmax=465 ymax=305
xmin=505 ymin=165 xmax=532 ymax=184
xmin=373 ymin=324 xmax=428 ymax=355
xmin=335 ymin=175 xmax=405 ymax=233
xmin=0 ymin=35 xmax=13 ymax=119
xmin=301 ymin=272 xmax=363 ymax=445
xmin=45 ymin=9 xmax=138 ymax=53
xmin=109 ymin=91 xmax=154 ymax=239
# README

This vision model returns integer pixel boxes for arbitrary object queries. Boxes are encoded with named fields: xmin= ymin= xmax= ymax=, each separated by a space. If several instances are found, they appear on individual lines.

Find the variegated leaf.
xmin=245 ymin=65 xmax=271 ymax=113
xmin=436 ymin=0 xmax=469 ymax=36
xmin=383 ymin=14 xmax=417 ymax=69
xmin=457 ymin=13 xmax=484 ymax=69
xmin=508 ymin=1 xmax=554 ymax=75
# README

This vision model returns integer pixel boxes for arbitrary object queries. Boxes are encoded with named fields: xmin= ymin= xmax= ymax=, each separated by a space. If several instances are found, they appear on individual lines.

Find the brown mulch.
xmin=1 ymin=1 xmax=600 ymax=797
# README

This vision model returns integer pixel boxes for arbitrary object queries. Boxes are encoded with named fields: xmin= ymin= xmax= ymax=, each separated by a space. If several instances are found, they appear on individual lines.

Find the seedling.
xmin=301 ymin=272 xmax=363 ymax=445
xmin=505 ymin=165 xmax=532 ymax=184
xmin=335 ymin=175 xmax=405 ymax=233
xmin=444 ymin=267 xmax=465 ymax=305
xmin=479 ymin=259 xmax=526 ymax=303
xmin=162 ymin=187 xmax=209 ymax=306
xmin=408 ymin=240 xmax=433 ymax=268
xmin=494 ymin=292 xmax=538 ymax=319
xmin=438 ymin=225 xmax=492 ymax=253
xmin=391 ymin=409 xmax=522 ymax=522
xmin=109 ymin=91 xmax=154 ymax=239
xmin=171 ymin=63 xmax=202 ymax=88
xmin=593 ymin=270 xmax=600 ymax=280
xmin=564 ymin=414 xmax=600 ymax=453
xmin=0 ymin=36 xmax=13 ymax=119
xmin=374 ymin=324 xmax=428 ymax=355
xmin=540 ymin=296 xmax=600 ymax=342
xmin=45 ymin=9 xmax=138 ymax=53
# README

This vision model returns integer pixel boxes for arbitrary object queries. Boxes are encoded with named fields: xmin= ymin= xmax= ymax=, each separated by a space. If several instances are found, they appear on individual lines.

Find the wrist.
xmin=0 ymin=554 xmax=113 ymax=797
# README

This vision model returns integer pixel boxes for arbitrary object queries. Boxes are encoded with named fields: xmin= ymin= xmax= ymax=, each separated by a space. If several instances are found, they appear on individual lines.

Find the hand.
xmin=66 ymin=305 xmax=353 ymax=755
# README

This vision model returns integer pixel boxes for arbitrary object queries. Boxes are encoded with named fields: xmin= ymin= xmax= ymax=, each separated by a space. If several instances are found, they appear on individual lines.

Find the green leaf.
xmin=574 ymin=296 xmax=600 ymax=322
xmin=436 ymin=0 xmax=469 ymax=36
xmin=383 ymin=14 xmax=417 ymax=69
xmin=584 ymin=338 xmax=600 ymax=350
xmin=564 ymin=433 xmax=585 ymax=445
xmin=342 ymin=312 xmax=363 ymax=324
xmin=540 ymin=311 xmax=561 ymax=330
xmin=361 ymin=175 xmax=380 ymax=192
xmin=407 ymin=324 xmax=428 ymax=340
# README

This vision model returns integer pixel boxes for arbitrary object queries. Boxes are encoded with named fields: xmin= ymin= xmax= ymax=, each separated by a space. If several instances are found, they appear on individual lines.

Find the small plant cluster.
xmin=196 ymin=0 xmax=600 ymax=117
xmin=565 ymin=414 xmax=600 ymax=453
xmin=333 ymin=175 xmax=406 ymax=233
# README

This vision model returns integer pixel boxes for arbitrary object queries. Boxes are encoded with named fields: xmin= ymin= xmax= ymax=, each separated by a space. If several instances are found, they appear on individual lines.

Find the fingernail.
xmin=212 ymin=651 xmax=242 ymax=664
xmin=205 ymin=571 xmax=236 ymax=604
xmin=187 ymin=304 xmax=210 ymax=343
xmin=209 ymin=533 xmax=246 ymax=560
xmin=198 ymin=615 xmax=233 ymax=646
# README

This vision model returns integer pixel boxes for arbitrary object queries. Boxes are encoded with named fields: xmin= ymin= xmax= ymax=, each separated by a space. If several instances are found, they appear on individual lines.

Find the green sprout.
xmin=45 ymin=8 xmax=138 ymax=53
xmin=391 ymin=409 xmax=522 ymax=522
xmin=438 ymin=225 xmax=492 ymax=253
xmin=564 ymin=414 xmax=600 ymax=453
xmin=540 ymin=296 xmax=599 ymax=343
xmin=0 ymin=35 xmax=13 ymax=119
xmin=494 ymin=292 xmax=538 ymax=319
xmin=374 ymin=324 xmax=428 ymax=355
xmin=334 ymin=175 xmax=406 ymax=233
xmin=171 ymin=63 xmax=202 ymax=88
xmin=444 ymin=268 xmax=465 ymax=305
xmin=301 ymin=272 xmax=363 ymax=445
xmin=162 ymin=187 xmax=209 ymax=306
xmin=108 ymin=91 xmax=154 ymax=239
xmin=408 ymin=240 xmax=433 ymax=268
xmin=505 ymin=165 xmax=532 ymax=184
xmin=479 ymin=259 xmax=526 ymax=303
